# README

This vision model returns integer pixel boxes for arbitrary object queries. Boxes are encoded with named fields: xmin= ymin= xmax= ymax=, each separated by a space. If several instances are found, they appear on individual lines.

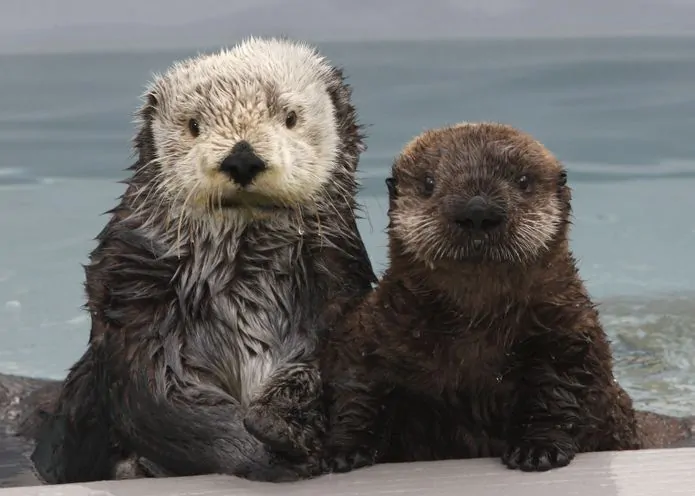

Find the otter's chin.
xmin=213 ymin=191 xmax=292 ymax=213
xmin=451 ymin=238 xmax=543 ymax=265
xmin=426 ymin=236 xmax=524 ymax=265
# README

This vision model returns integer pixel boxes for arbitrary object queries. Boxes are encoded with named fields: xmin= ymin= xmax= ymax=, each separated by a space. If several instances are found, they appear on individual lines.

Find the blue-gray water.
xmin=0 ymin=37 xmax=694 ymax=416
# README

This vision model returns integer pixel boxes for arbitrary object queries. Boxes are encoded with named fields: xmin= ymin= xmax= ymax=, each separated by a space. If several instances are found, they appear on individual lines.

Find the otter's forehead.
xmin=148 ymin=37 xmax=336 ymax=112
xmin=394 ymin=122 xmax=561 ymax=179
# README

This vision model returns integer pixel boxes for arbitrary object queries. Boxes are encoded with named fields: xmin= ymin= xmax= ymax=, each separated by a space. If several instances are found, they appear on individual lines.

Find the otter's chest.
xmin=391 ymin=323 xmax=516 ymax=397
xmin=384 ymin=327 xmax=518 ymax=440
xmin=179 ymin=235 xmax=321 ymax=402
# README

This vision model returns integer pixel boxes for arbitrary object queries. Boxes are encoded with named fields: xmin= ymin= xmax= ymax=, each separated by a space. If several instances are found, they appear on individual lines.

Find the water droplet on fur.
xmin=495 ymin=375 xmax=503 ymax=383
xmin=297 ymin=227 xmax=304 ymax=236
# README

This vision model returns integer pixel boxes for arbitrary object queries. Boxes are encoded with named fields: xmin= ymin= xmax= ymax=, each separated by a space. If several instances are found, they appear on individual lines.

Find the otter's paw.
xmin=502 ymin=442 xmax=576 ymax=472
xmin=243 ymin=407 xmax=296 ymax=455
xmin=244 ymin=404 xmax=325 ymax=459
xmin=321 ymin=448 xmax=377 ymax=474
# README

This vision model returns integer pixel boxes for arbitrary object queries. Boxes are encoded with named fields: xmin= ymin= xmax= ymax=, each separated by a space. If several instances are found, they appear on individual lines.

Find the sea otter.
xmin=27 ymin=36 xmax=377 ymax=484
xmin=319 ymin=122 xmax=644 ymax=474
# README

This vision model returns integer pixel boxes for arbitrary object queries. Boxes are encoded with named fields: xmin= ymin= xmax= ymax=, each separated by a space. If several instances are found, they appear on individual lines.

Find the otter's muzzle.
xmin=453 ymin=196 xmax=506 ymax=232
xmin=219 ymin=140 xmax=267 ymax=187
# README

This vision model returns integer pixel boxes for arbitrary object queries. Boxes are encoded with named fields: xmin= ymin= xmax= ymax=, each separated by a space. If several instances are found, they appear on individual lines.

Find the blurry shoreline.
xmin=599 ymin=292 xmax=695 ymax=417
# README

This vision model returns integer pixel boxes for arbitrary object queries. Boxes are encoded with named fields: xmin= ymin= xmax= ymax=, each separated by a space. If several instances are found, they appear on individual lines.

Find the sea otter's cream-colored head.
xmin=138 ymin=37 xmax=346 ymax=220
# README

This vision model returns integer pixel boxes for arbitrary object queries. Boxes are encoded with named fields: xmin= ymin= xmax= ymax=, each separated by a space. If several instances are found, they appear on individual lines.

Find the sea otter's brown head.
xmin=386 ymin=122 xmax=571 ymax=267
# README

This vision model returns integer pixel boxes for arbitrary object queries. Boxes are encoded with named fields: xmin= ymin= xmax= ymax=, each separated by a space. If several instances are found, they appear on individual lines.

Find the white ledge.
xmin=1 ymin=448 xmax=693 ymax=495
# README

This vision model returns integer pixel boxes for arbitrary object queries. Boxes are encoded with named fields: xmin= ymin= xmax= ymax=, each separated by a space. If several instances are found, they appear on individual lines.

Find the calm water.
xmin=0 ymin=37 xmax=694 ymax=415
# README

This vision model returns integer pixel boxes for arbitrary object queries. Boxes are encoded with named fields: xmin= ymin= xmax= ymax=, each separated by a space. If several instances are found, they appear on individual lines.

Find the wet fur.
xmin=320 ymin=122 xmax=643 ymax=474
xmin=29 ymin=37 xmax=376 ymax=484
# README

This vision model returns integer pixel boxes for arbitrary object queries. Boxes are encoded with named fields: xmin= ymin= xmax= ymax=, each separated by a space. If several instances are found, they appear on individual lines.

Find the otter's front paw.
xmin=244 ymin=403 xmax=325 ymax=459
xmin=502 ymin=440 xmax=576 ymax=472
xmin=322 ymin=448 xmax=376 ymax=474
xmin=244 ymin=364 xmax=325 ymax=458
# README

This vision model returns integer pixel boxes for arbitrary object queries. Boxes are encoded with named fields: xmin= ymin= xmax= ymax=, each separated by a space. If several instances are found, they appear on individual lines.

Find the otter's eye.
xmin=285 ymin=111 xmax=297 ymax=129
xmin=423 ymin=175 xmax=435 ymax=196
xmin=188 ymin=119 xmax=200 ymax=137
xmin=517 ymin=174 xmax=533 ymax=192
xmin=558 ymin=171 xmax=568 ymax=186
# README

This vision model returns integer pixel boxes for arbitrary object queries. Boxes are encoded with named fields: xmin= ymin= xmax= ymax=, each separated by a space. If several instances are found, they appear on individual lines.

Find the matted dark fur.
xmin=28 ymin=37 xmax=377 ymax=484
xmin=320 ymin=122 xmax=643 ymax=474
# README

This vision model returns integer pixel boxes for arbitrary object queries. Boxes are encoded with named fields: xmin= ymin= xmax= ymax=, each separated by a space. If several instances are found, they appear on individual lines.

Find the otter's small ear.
xmin=143 ymin=88 xmax=161 ymax=117
xmin=558 ymin=170 xmax=568 ymax=187
xmin=146 ymin=92 xmax=158 ymax=109
xmin=385 ymin=177 xmax=397 ymax=199
xmin=137 ymin=90 xmax=160 ymax=127
xmin=133 ymin=90 xmax=160 ymax=167
xmin=326 ymin=68 xmax=366 ymax=165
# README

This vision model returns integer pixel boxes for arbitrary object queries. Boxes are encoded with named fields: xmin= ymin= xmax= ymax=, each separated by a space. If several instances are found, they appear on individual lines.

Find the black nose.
xmin=219 ymin=141 xmax=267 ymax=187
xmin=455 ymin=196 xmax=505 ymax=231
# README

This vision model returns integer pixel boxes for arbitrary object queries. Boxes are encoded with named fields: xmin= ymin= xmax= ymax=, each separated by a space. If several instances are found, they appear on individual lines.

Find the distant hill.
xmin=1 ymin=0 xmax=695 ymax=54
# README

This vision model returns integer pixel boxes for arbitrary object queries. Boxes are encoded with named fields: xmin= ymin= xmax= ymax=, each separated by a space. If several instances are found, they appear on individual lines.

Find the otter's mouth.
xmin=470 ymin=235 xmax=486 ymax=252
xmin=215 ymin=192 xmax=291 ymax=212
xmin=455 ymin=231 xmax=496 ymax=254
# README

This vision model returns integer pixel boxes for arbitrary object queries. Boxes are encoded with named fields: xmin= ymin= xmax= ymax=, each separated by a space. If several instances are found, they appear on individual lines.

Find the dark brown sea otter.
xmin=319 ymin=122 xmax=647 ymax=473
xmin=24 ymin=36 xmax=377 ymax=484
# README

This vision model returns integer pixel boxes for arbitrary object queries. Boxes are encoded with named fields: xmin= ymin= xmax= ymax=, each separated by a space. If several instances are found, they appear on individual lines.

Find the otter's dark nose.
xmin=456 ymin=196 xmax=505 ymax=231
xmin=219 ymin=141 xmax=267 ymax=187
